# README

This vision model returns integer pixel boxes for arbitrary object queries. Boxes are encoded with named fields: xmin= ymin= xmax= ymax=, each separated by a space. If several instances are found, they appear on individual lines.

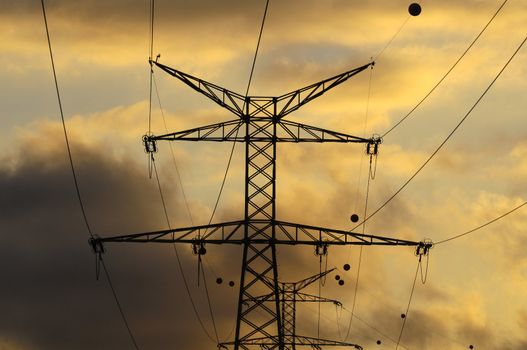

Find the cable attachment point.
xmin=415 ymin=239 xmax=433 ymax=257
xmin=148 ymin=54 xmax=161 ymax=66
xmin=89 ymin=236 xmax=105 ymax=280
xmin=314 ymin=242 xmax=328 ymax=256
xmin=192 ymin=240 xmax=207 ymax=256
xmin=366 ymin=134 xmax=382 ymax=156
xmin=143 ymin=133 xmax=158 ymax=154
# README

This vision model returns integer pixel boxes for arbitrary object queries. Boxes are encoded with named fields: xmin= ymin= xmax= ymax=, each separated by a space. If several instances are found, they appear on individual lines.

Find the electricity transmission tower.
xmin=90 ymin=59 xmax=429 ymax=349
xmin=259 ymin=268 xmax=345 ymax=349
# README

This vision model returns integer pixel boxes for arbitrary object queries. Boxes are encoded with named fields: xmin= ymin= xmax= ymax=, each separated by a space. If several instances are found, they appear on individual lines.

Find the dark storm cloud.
xmin=0 ymin=129 xmax=239 ymax=350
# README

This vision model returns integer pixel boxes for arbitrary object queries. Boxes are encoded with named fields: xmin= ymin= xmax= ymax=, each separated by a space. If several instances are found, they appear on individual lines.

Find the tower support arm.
xmin=275 ymin=62 xmax=373 ymax=119
xmin=153 ymin=60 xmax=373 ymax=122
xmin=274 ymin=221 xmax=420 ymax=247
xmin=286 ymin=268 xmax=336 ymax=291
xmin=152 ymin=119 xmax=244 ymax=142
xmin=278 ymin=120 xmax=371 ymax=143
xmin=252 ymin=292 xmax=341 ymax=305
xmin=89 ymin=219 xmax=423 ymax=247
xmin=90 ymin=220 xmax=245 ymax=245
xmin=220 ymin=335 xmax=363 ymax=348
xmin=153 ymin=61 xmax=246 ymax=117
xmin=148 ymin=119 xmax=374 ymax=143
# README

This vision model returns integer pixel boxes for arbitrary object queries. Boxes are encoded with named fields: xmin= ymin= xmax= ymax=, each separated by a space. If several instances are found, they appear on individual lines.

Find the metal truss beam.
xmin=150 ymin=119 xmax=372 ymax=143
xmin=220 ymin=336 xmax=363 ymax=349
xmin=153 ymin=60 xmax=373 ymax=120
xmin=91 ymin=220 xmax=419 ymax=247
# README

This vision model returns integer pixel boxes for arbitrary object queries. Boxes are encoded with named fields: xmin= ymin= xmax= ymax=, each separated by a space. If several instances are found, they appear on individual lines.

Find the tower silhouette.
xmin=90 ymin=60 xmax=426 ymax=349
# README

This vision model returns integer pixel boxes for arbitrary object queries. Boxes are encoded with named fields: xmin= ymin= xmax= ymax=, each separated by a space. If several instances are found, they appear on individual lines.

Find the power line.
xmin=338 ymin=306 xmax=410 ymax=350
xmin=146 ymin=1 xmax=224 ymax=342
xmin=205 ymin=0 xmax=270 ymax=228
xmin=40 ymin=1 xmax=140 ymax=348
xmin=395 ymin=260 xmax=420 ymax=350
xmin=152 ymin=74 xmax=195 ymax=225
xmin=382 ymin=0 xmax=509 ymax=138
xmin=244 ymin=0 xmax=270 ymax=98
xmin=151 ymin=158 xmax=219 ymax=344
xmin=100 ymin=259 xmax=141 ymax=350
xmin=147 ymin=1 xmax=271 ymax=343
xmin=41 ymin=0 xmax=92 ymax=239
xmin=435 ymin=200 xmax=527 ymax=245
xmin=148 ymin=0 xmax=155 ymax=134
xmin=351 ymin=33 xmax=527 ymax=232
xmin=345 ymin=156 xmax=374 ymax=341
xmin=375 ymin=16 xmax=410 ymax=61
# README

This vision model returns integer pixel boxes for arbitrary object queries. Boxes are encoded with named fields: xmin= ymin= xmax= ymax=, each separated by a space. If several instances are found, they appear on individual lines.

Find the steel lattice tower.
xmin=91 ymin=59 xmax=428 ymax=350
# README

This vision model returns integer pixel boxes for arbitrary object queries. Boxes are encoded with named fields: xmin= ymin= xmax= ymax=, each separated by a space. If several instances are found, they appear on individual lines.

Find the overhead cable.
xmin=351 ymin=33 xmax=527 ymax=232
xmin=204 ymin=0 xmax=270 ymax=228
xmin=395 ymin=260 xmax=420 ymax=350
xmin=147 ymin=0 xmax=225 ymax=342
xmin=151 ymin=158 xmax=219 ymax=343
xmin=152 ymin=74 xmax=195 ymax=225
xmin=382 ymin=0 xmax=509 ymax=138
xmin=435 ymin=200 xmax=527 ymax=245
xmin=345 ymin=156 xmax=374 ymax=341
xmin=41 ymin=1 xmax=140 ymax=348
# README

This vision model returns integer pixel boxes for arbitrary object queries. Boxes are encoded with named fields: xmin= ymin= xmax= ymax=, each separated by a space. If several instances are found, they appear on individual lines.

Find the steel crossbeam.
xmin=153 ymin=60 xmax=372 ymax=120
xmin=150 ymin=119 xmax=371 ymax=143
xmin=95 ymin=220 xmax=418 ymax=247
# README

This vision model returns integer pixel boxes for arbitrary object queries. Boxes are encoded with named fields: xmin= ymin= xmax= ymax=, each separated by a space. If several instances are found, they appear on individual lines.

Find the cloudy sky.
xmin=1 ymin=0 xmax=527 ymax=349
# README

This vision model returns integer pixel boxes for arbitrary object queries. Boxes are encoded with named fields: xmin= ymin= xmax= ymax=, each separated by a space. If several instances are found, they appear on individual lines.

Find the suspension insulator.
xmin=315 ymin=243 xmax=328 ymax=256
xmin=142 ymin=133 xmax=157 ymax=153
xmin=192 ymin=241 xmax=207 ymax=256
xmin=89 ymin=237 xmax=105 ymax=255
xmin=366 ymin=134 xmax=382 ymax=155
xmin=415 ymin=239 xmax=433 ymax=257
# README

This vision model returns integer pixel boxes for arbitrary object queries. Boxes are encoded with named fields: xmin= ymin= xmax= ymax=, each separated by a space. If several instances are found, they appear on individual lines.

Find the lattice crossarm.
xmin=151 ymin=119 xmax=244 ymax=142
xmin=274 ymin=221 xmax=420 ymax=247
xmin=292 ymin=268 xmax=336 ymax=291
xmin=153 ymin=61 xmax=246 ymax=117
xmin=293 ymin=336 xmax=363 ymax=349
xmin=89 ymin=220 xmax=245 ymax=246
xmin=277 ymin=120 xmax=372 ymax=143
xmin=294 ymin=292 xmax=341 ymax=305
xmin=275 ymin=62 xmax=374 ymax=118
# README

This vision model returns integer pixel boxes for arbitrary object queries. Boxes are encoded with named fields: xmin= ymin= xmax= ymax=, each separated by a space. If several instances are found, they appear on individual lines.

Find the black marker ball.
xmin=401 ymin=313 xmax=406 ymax=319
xmin=377 ymin=340 xmax=382 ymax=345
xmin=350 ymin=214 xmax=359 ymax=223
xmin=469 ymin=346 xmax=474 ymax=349
xmin=408 ymin=3 xmax=421 ymax=16
xmin=338 ymin=280 xmax=345 ymax=286
xmin=229 ymin=281 xmax=235 ymax=287
xmin=343 ymin=263 xmax=351 ymax=271
xmin=335 ymin=275 xmax=341 ymax=281
xmin=216 ymin=277 xmax=223 ymax=284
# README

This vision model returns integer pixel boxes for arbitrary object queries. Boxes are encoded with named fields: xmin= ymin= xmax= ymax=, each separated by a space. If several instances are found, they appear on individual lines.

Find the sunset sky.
xmin=1 ymin=1 xmax=527 ymax=349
